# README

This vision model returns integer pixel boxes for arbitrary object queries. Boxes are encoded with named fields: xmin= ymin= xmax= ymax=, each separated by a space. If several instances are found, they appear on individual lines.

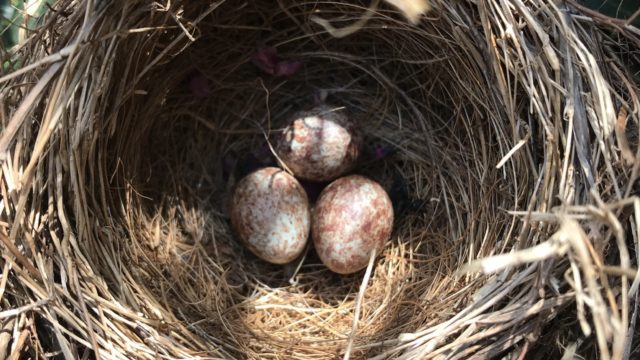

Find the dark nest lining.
xmin=0 ymin=1 xmax=639 ymax=359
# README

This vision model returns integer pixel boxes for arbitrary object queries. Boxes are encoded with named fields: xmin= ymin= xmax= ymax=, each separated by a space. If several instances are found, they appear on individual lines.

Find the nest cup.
xmin=1 ymin=1 xmax=639 ymax=359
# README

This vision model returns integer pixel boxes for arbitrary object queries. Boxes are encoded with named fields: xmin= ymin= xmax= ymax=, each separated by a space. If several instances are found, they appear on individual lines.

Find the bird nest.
xmin=1 ymin=0 xmax=639 ymax=359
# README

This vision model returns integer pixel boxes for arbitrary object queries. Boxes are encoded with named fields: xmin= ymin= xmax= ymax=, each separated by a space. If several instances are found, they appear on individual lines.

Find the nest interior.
xmin=1 ymin=1 xmax=639 ymax=359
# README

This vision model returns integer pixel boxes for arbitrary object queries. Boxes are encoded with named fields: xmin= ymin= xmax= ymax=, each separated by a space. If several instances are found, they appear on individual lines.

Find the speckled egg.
xmin=312 ymin=175 xmax=394 ymax=274
xmin=230 ymin=167 xmax=310 ymax=264
xmin=276 ymin=104 xmax=360 ymax=182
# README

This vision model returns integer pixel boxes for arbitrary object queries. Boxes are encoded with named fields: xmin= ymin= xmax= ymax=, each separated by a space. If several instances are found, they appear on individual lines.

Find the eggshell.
xmin=230 ymin=167 xmax=310 ymax=264
xmin=276 ymin=104 xmax=360 ymax=182
xmin=312 ymin=175 xmax=393 ymax=274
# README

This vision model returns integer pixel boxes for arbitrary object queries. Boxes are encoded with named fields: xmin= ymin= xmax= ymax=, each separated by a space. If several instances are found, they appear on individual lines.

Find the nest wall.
xmin=0 ymin=1 xmax=639 ymax=359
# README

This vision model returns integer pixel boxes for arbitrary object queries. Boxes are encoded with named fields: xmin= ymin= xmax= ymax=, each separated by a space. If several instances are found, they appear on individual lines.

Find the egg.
xmin=312 ymin=175 xmax=394 ymax=274
xmin=230 ymin=167 xmax=310 ymax=264
xmin=276 ymin=104 xmax=360 ymax=182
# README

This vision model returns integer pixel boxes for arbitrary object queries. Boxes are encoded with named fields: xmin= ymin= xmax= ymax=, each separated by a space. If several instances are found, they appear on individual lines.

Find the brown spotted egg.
xmin=230 ymin=167 xmax=310 ymax=264
xmin=312 ymin=175 xmax=394 ymax=274
xmin=276 ymin=104 xmax=360 ymax=182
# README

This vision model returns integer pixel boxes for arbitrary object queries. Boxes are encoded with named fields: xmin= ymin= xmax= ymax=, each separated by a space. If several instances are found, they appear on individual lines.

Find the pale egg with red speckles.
xmin=230 ymin=167 xmax=310 ymax=264
xmin=276 ymin=104 xmax=361 ymax=182
xmin=312 ymin=175 xmax=394 ymax=274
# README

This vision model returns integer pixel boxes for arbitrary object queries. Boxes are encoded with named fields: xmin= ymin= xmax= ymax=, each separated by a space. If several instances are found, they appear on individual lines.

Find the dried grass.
xmin=0 ymin=0 xmax=639 ymax=359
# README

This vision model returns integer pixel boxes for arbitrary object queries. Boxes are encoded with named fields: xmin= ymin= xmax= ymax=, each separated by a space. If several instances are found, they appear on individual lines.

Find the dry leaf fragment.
xmin=384 ymin=0 xmax=431 ymax=24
